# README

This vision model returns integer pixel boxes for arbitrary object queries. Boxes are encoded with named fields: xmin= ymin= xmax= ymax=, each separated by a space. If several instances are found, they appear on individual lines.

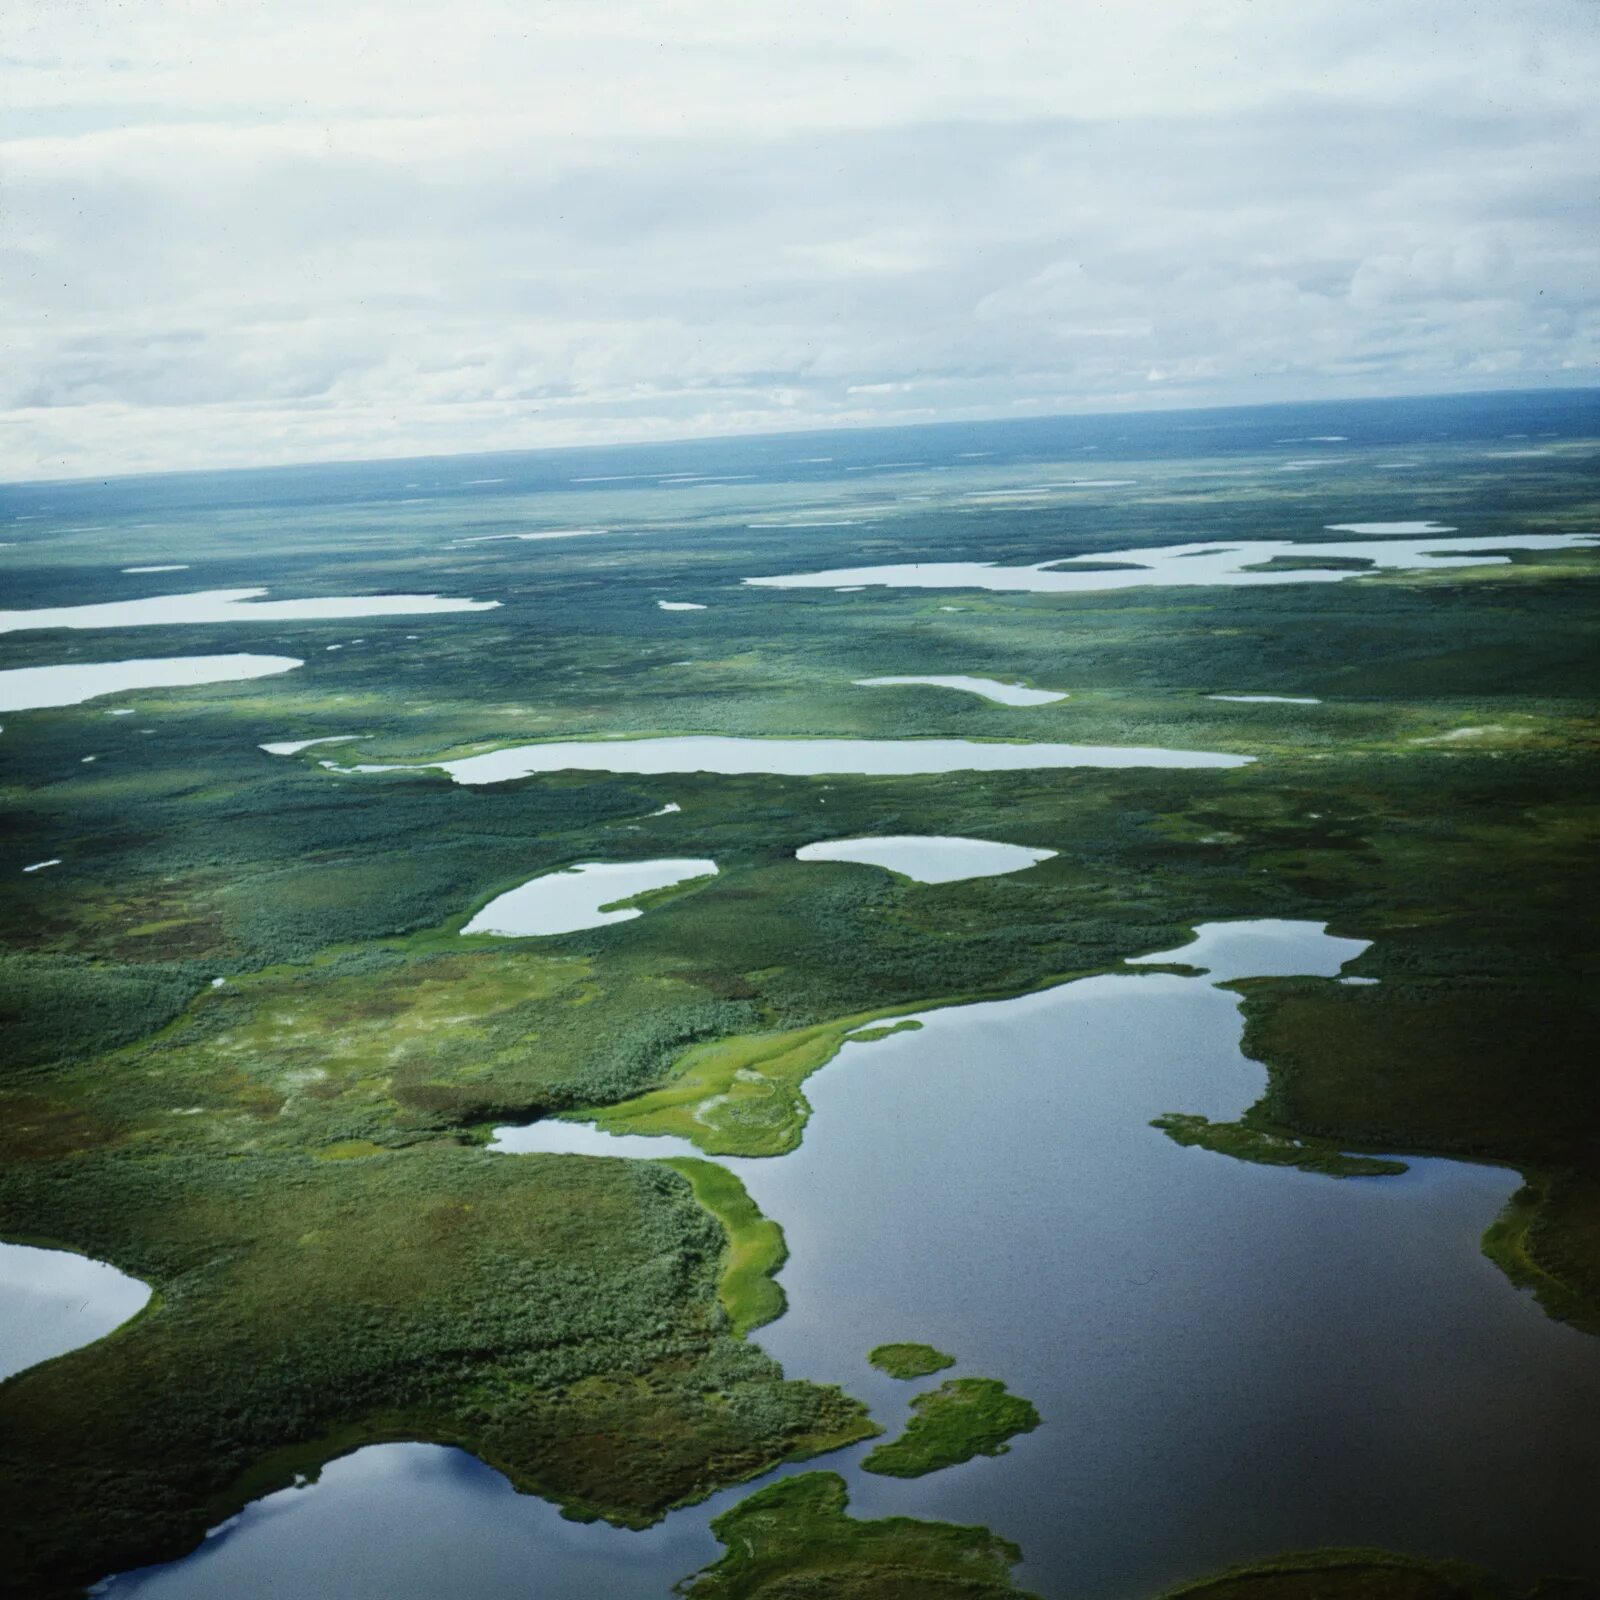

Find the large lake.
xmin=100 ymin=922 xmax=1600 ymax=1598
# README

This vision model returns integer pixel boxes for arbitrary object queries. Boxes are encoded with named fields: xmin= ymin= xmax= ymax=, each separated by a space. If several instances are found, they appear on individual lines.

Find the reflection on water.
xmin=95 ymin=923 xmax=1600 ymax=1598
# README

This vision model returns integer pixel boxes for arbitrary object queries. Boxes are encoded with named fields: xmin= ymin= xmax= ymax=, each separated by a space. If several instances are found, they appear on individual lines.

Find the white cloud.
xmin=1 ymin=0 xmax=1595 ymax=477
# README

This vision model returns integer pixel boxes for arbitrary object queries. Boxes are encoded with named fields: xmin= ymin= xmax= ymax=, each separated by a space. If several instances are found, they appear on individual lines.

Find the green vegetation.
xmin=868 ymin=1341 xmax=956 ymax=1379
xmin=861 ymin=1378 xmax=1040 ymax=1478
xmin=1151 ymin=1113 xmax=1409 ymax=1178
xmin=664 ymin=1157 xmax=791 ymax=1337
xmin=0 ymin=1149 xmax=873 ymax=1597
xmin=675 ymin=1471 xmax=1041 ymax=1599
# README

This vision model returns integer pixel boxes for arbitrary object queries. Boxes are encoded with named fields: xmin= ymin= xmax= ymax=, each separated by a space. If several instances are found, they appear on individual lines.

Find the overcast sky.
xmin=1 ymin=0 xmax=1595 ymax=480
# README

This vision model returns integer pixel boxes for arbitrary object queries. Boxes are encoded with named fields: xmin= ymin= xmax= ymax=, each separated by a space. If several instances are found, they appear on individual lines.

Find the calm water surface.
xmin=103 ymin=922 xmax=1600 ymax=1598
xmin=0 ymin=1242 xmax=150 ymax=1381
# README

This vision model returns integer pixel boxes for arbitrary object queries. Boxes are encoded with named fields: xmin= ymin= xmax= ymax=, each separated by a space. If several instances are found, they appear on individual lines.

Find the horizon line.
xmin=3 ymin=378 xmax=1596 ymax=494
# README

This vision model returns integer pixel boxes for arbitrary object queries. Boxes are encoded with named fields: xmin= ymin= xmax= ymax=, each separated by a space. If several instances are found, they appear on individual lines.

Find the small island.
xmin=868 ymin=1341 xmax=956 ymax=1380
xmin=862 ymin=1377 xmax=1040 ymax=1478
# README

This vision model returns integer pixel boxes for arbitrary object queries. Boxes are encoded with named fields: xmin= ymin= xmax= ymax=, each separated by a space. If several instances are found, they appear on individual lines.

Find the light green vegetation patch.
xmin=676 ymin=1471 xmax=1041 ymax=1600
xmin=848 ymin=1019 xmax=924 ymax=1044
xmin=1151 ymin=1113 xmax=1408 ymax=1178
xmin=577 ymin=1011 xmax=917 ymax=1157
xmin=868 ymin=1341 xmax=956 ymax=1379
xmin=663 ymin=1157 xmax=791 ymax=1337
xmin=861 ymin=1377 xmax=1040 ymax=1478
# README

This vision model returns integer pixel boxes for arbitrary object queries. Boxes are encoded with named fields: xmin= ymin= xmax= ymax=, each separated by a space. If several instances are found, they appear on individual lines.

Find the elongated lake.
xmin=349 ymin=735 xmax=1252 ymax=784
xmin=0 ymin=589 xmax=497 ymax=634
xmin=745 ymin=533 xmax=1600 ymax=595
xmin=854 ymin=675 xmax=1069 ymax=706
xmin=0 ymin=654 xmax=304 ymax=711
xmin=102 ymin=921 xmax=1600 ymax=1598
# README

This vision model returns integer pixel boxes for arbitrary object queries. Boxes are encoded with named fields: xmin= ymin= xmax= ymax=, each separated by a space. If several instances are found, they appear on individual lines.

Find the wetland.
xmin=2 ymin=389 xmax=1597 ymax=1599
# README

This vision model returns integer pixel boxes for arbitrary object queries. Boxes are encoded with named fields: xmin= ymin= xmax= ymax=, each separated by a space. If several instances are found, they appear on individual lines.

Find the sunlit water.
xmin=104 ymin=922 xmax=1600 ymax=1598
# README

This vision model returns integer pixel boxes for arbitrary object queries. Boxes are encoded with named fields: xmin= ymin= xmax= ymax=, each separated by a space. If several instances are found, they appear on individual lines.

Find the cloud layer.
xmin=2 ymin=0 xmax=1595 ymax=478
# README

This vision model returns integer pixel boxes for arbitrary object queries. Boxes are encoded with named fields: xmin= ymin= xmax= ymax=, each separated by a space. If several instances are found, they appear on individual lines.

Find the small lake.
xmin=1207 ymin=694 xmax=1321 ymax=705
xmin=745 ymin=533 xmax=1600 ymax=595
xmin=108 ymin=921 xmax=1600 ymax=1598
xmin=0 ymin=654 xmax=304 ymax=712
xmin=462 ymin=859 xmax=719 ymax=937
xmin=260 ymin=735 xmax=365 ymax=756
xmin=350 ymin=735 xmax=1252 ymax=784
xmin=0 ymin=588 xmax=498 ymax=634
xmin=795 ymin=835 xmax=1055 ymax=883
xmin=854 ymin=675 xmax=1068 ymax=706
xmin=0 ymin=1242 xmax=150 ymax=1382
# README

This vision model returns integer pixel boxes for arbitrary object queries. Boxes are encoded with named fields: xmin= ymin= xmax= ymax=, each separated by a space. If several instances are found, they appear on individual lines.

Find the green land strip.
xmin=861 ymin=1377 xmax=1040 ymax=1479
xmin=663 ymin=1157 xmax=789 ymax=1337
xmin=1151 ymin=1113 xmax=1409 ymax=1178
xmin=675 ymin=1470 xmax=1042 ymax=1600
xmin=868 ymin=1341 xmax=956 ymax=1379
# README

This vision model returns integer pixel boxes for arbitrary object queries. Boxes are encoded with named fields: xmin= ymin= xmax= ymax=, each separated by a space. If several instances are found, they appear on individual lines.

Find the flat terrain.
xmin=1 ymin=393 xmax=1596 ymax=1597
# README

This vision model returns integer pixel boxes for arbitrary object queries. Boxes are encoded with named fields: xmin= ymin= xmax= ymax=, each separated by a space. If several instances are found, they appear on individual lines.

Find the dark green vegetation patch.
xmin=1151 ymin=1113 xmax=1408 ymax=1178
xmin=861 ymin=1378 xmax=1040 ymax=1478
xmin=676 ymin=1471 xmax=1041 ymax=1599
